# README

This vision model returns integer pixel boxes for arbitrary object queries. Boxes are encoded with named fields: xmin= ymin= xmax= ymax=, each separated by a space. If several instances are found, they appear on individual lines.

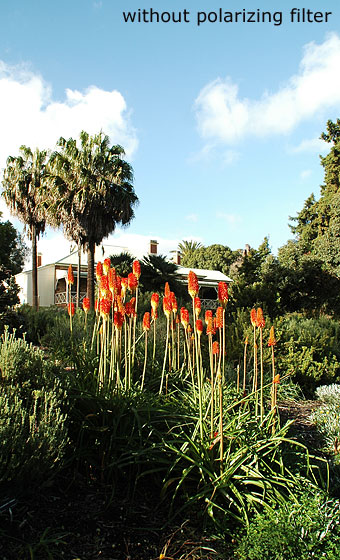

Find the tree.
xmin=140 ymin=254 xmax=185 ymax=295
xmin=2 ymin=147 xmax=47 ymax=309
xmin=47 ymin=131 xmax=138 ymax=308
xmin=0 ymin=212 xmax=27 ymax=313
xmin=182 ymin=243 xmax=237 ymax=273
xmin=109 ymin=251 xmax=134 ymax=276
xmin=178 ymin=239 xmax=202 ymax=263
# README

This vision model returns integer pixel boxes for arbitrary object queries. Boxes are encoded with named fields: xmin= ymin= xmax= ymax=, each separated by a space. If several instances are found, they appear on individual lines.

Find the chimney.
xmin=149 ymin=239 xmax=158 ymax=255
xmin=243 ymin=244 xmax=250 ymax=257
xmin=173 ymin=250 xmax=181 ymax=265
xmin=37 ymin=253 xmax=42 ymax=267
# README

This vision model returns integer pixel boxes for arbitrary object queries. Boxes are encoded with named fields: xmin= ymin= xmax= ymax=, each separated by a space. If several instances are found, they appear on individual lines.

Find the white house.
xmin=16 ymin=240 xmax=232 ymax=308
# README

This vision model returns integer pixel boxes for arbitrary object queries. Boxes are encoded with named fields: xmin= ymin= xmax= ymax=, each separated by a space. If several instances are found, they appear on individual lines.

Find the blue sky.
xmin=0 ymin=0 xmax=339 ymax=263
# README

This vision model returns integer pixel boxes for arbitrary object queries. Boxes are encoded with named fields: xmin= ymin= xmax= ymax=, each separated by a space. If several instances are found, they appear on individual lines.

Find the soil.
xmin=0 ymin=401 xmax=325 ymax=560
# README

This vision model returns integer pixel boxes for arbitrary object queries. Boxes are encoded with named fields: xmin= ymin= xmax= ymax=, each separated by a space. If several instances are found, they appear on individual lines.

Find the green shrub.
xmin=235 ymin=490 xmax=340 ymax=559
xmin=275 ymin=314 xmax=340 ymax=395
xmin=0 ymin=384 xmax=69 ymax=486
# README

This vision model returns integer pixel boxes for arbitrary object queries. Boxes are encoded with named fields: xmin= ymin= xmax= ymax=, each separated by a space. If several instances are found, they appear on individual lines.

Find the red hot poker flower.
xmin=128 ymin=272 xmax=138 ymax=292
xmin=212 ymin=341 xmax=220 ymax=355
xmin=188 ymin=271 xmax=199 ymax=298
xmin=121 ymin=277 xmax=128 ymax=297
xmin=151 ymin=293 xmax=159 ymax=312
xmin=196 ymin=319 xmax=203 ymax=336
xmin=114 ymin=311 xmax=124 ymax=330
xmin=180 ymin=307 xmax=189 ymax=329
xmin=218 ymin=282 xmax=228 ymax=308
xmin=194 ymin=296 xmax=201 ymax=318
xmin=143 ymin=312 xmax=151 ymax=331
xmin=250 ymin=308 xmax=257 ymax=327
xmin=100 ymin=275 xmax=110 ymax=298
xmin=215 ymin=306 xmax=223 ymax=329
xmin=132 ymin=260 xmax=141 ymax=279
xmin=103 ymin=257 xmax=111 ymax=275
xmin=108 ymin=268 xmax=116 ymax=292
xmin=170 ymin=292 xmax=178 ymax=314
xmin=82 ymin=297 xmax=90 ymax=313
xmin=96 ymin=262 xmax=103 ymax=282
xmin=268 ymin=326 xmax=277 ymax=347
xmin=100 ymin=298 xmax=111 ymax=317
xmin=164 ymin=282 xmax=171 ymax=298
xmin=206 ymin=318 xmax=215 ymax=336
xmin=163 ymin=296 xmax=172 ymax=318
xmin=151 ymin=308 xmax=158 ymax=320
xmin=67 ymin=264 xmax=74 ymax=285
xmin=205 ymin=310 xmax=213 ymax=324
xmin=256 ymin=308 xmax=265 ymax=329
xmin=68 ymin=302 xmax=75 ymax=316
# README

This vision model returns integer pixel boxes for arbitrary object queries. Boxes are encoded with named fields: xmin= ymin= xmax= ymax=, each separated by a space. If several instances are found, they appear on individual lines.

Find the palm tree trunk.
xmin=77 ymin=243 xmax=81 ymax=308
xmin=32 ymin=224 xmax=39 ymax=310
xmin=87 ymin=240 xmax=95 ymax=309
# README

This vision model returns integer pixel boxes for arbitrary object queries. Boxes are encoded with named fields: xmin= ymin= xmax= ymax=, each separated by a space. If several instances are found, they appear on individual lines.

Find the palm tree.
xmin=47 ymin=131 xmax=138 ymax=308
xmin=140 ymin=254 xmax=185 ymax=296
xmin=178 ymin=240 xmax=202 ymax=265
xmin=2 ymin=146 xmax=47 ymax=309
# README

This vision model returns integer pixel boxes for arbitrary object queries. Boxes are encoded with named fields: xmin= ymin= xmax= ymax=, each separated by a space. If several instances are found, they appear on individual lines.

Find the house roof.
xmin=176 ymin=266 xmax=232 ymax=286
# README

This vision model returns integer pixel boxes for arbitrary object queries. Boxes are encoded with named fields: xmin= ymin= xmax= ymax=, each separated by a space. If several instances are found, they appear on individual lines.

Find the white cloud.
xmin=291 ymin=136 xmax=329 ymax=154
xmin=216 ymin=212 xmax=242 ymax=226
xmin=194 ymin=33 xmax=340 ymax=144
xmin=185 ymin=213 xmax=199 ymax=223
xmin=0 ymin=61 xmax=138 ymax=173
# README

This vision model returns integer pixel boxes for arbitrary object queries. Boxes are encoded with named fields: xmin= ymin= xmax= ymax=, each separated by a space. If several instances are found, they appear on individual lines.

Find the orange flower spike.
xmin=108 ymin=268 xmax=116 ymax=292
xmin=215 ymin=306 xmax=223 ymax=329
xmin=163 ymin=295 xmax=172 ymax=318
xmin=82 ymin=297 xmax=90 ymax=313
xmin=250 ymin=308 xmax=257 ymax=327
xmin=273 ymin=374 xmax=280 ymax=384
xmin=67 ymin=264 xmax=74 ymax=285
xmin=206 ymin=318 xmax=215 ymax=336
xmin=96 ymin=261 xmax=103 ymax=282
xmin=188 ymin=271 xmax=199 ymax=298
xmin=194 ymin=296 xmax=201 ymax=318
xmin=164 ymin=282 xmax=171 ymax=298
xmin=121 ymin=277 xmax=128 ymax=297
xmin=103 ymin=257 xmax=111 ymax=275
xmin=196 ymin=319 xmax=203 ymax=336
xmin=114 ymin=274 xmax=122 ymax=297
xmin=115 ymin=295 xmax=125 ymax=315
xmin=151 ymin=308 xmax=158 ymax=320
xmin=268 ymin=326 xmax=277 ymax=347
xmin=99 ymin=275 xmax=110 ymax=298
xmin=99 ymin=298 xmax=111 ymax=317
xmin=170 ymin=292 xmax=178 ymax=314
xmin=68 ymin=302 xmax=75 ymax=316
xmin=175 ymin=314 xmax=180 ymax=324
xmin=205 ymin=310 xmax=213 ymax=324
xmin=180 ymin=307 xmax=189 ymax=329
xmin=143 ymin=312 xmax=151 ymax=331
xmin=218 ymin=281 xmax=229 ymax=308
xmin=132 ymin=259 xmax=141 ymax=280
xmin=151 ymin=292 xmax=159 ymax=313
xmin=212 ymin=341 xmax=220 ymax=355
xmin=114 ymin=311 xmax=124 ymax=330
xmin=128 ymin=272 xmax=138 ymax=293
xmin=187 ymin=324 xmax=193 ymax=335
xmin=256 ymin=308 xmax=265 ymax=329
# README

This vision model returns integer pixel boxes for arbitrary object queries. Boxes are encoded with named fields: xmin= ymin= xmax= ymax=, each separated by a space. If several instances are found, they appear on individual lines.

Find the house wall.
xmin=16 ymin=266 xmax=56 ymax=307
